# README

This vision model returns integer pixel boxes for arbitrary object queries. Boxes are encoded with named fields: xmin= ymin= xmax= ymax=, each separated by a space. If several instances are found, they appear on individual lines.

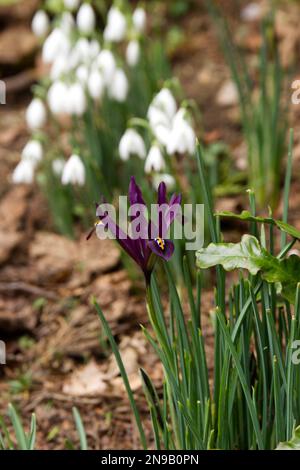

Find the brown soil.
xmin=1 ymin=0 xmax=300 ymax=450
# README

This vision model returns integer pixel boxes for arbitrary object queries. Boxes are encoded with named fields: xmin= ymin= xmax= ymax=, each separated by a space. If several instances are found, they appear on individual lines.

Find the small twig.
xmin=0 ymin=282 xmax=58 ymax=300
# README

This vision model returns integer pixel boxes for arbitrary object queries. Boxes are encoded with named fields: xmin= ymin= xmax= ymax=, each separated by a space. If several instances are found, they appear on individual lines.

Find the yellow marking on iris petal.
xmin=155 ymin=237 xmax=165 ymax=251
xmin=94 ymin=220 xmax=103 ymax=226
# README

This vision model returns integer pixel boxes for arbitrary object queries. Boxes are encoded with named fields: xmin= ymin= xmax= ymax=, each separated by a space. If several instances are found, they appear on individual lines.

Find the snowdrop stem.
xmin=181 ymin=99 xmax=201 ymax=121
xmin=168 ymin=152 xmax=182 ymax=193
xmin=163 ymin=77 xmax=182 ymax=98
xmin=128 ymin=117 xmax=151 ymax=132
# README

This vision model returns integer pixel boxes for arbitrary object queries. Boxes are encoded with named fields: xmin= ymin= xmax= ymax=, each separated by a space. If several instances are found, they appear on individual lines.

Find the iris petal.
xmin=157 ymin=182 xmax=167 ymax=205
xmin=129 ymin=176 xmax=146 ymax=206
xmin=148 ymin=239 xmax=174 ymax=261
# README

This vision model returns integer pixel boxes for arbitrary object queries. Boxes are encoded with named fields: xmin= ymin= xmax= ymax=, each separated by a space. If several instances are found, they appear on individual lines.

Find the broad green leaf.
xmin=216 ymin=210 xmax=300 ymax=240
xmin=276 ymin=426 xmax=300 ymax=450
xmin=196 ymin=235 xmax=300 ymax=303
xmin=196 ymin=235 xmax=264 ymax=275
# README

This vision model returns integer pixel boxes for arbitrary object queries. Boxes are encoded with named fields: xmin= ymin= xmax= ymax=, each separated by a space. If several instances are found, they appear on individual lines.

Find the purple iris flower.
xmin=88 ymin=176 xmax=182 ymax=282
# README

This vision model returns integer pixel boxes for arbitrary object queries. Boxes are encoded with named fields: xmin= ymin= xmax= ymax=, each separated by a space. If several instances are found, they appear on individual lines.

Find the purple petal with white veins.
xmin=96 ymin=206 xmax=144 ymax=267
xmin=148 ymin=239 xmax=174 ymax=261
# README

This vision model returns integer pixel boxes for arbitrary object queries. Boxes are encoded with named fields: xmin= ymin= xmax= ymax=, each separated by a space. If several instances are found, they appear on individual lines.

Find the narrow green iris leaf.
xmin=216 ymin=210 xmax=300 ymax=241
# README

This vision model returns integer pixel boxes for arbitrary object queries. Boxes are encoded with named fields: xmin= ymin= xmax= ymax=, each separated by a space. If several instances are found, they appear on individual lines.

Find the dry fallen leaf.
xmin=0 ymin=26 xmax=37 ymax=66
xmin=216 ymin=80 xmax=239 ymax=107
xmin=107 ymin=346 xmax=138 ymax=378
xmin=62 ymin=360 xmax=107 ymax=396
xmin=0 ymin=186 xmax=30 ymax=231
xmin=0 ymin=298 xmax=38 ymax=331
xmin=0 ymin=231 xmax=22 ymax=265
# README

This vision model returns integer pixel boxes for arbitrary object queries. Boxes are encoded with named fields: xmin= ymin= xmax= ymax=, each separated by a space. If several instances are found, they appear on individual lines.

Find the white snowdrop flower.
xmin=88 ymin=70 xmax=104 ymax=100
xmin=152 ymin=124 xmax=172 ymax=147
xmin=126 ymin=40 xmax=140 ymax=66
xmin=42 ymin=28 xmax=70 ymax=64
xmin=71 ymin=39 xmax=99 ymax=68
xmin=47 ymin=81 xmax=69 ymax=114
xmin=96 ymin=50 xmax=116 ymax=85
xmin=76 ymin=3 xmax=95 ymax=34
xmin=12 ymin=160 xmax=35 ymax=184
xmin=68 ymin=47 xmax=81 ymax=70
xmin=32 ymin=10 xmax=49 ymax=37
xmin=152 ymin=173 xmax=175 ymax=191
xmin=241 ymin=3 xmax=261 ymax=22
xmin=25 ymin=98 xmax=47 ymax=130
xmin=21 ymin=140 xmax=43 ymax=166
xmin=74 ymin=38 xmax=91 ymax=63
xmin=147 ymin=105 xmax=171 ymax=130
xmin=60 ymin=12 xmax=75 ymax=34
xmin=66 ymin=83 xmax=86 ymax=115
xmin=50 ymin=54 xmax=70 ymax=80
xmin=76 ymin=64 xmax=89 ymax=84
xmin=147 ymin=89 xmax=177 ymax=144
xmin=147 ymin=89 xmax=176 ymax=145
xmin=103 ymin=6 xmax=127 ymax=43
xmin=151 ymin=88 xmax=177 ymax=121
xmin=64 ymin=0 xmax=80 ymax=11
xmin=61 ymin=154 xmax=85 ymax=186
xmin=52 ymin=158 xmax=65 ymax=176
xmin=132 ymin=7 xmax=146 ymax=33
xmin=108 ymin=68 xmax=128 ymax=102
xmin=167 ymin=109 xmax=196 ymax=155
xmin=145 ymin=145 xmax=165 ymax=174
xmin=89 ymin=39 xmax=100 ymax=59
xmin=119 ymin=129 xmax=146 ymax=161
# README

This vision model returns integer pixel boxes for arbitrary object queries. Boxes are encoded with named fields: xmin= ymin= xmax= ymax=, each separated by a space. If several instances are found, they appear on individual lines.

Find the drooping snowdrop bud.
xmin=52 ymin=158 xmax=65 ymax=176
xmin=104 ymin=6 xmax=127 ymax=43
xmin=145 ymin=145 xmax=165 ymax=174
xmin=151 ymin=88 xmax=177 ymax=121
xmin=152 ymin=124 xmax=171 ymax=147
xmin=61 ymin=154 xmax=85 ymax=186
xmin=89 ymin=39 xmax=100 ymax=59
xmin=32 ymin=10 xmax=49 ymax=37
xmin=76 ymin=3 xmax=96 ymax=34
xmin=47 ymin=81 xmax=68 ymax=114
xmin=152 ymin=173 xmax=175 ymax=191
xmin=60 ymin=12 xmax=75 ymax=34
xmin=66 ymin=83 xmax=87 ymax=115
xmin=42 ymin=28 xmax=70 ymax=64
xmin=74 ymin=38 xmax=100 ymax=63
xmin=88 ymin=70 xmax=104 ymax=100
xmin=50 ymin=55 xmax=70 ymax=80
xmin=147 ymin=89 xmax=177 ymax=144
xmin=119 ymin=129 xmax=146 ymax=161
xmin=126 ymin=40 xmax=140 ymax=67
xmin=25 ymin=98 xmax=47 ymax=130
xmin=68 ymin=48 xmax=81 ymax=70
xmin=12 ymin=160 xmax=35 ymax=184
xmin=132 ymin=7 xmax=146 ymax=33
xmin=167 ymin=108 xmax=196 ymax=155
xmin=241 ymin=3 xmax=261 ymax=22
xmin=76 ymin=64 xmax=89 ymax=84
xmin=74 ymin=38 xmax=91 ymax=63
xmin=64 ymin=0 xmax=80 ymax=11
xmin=147 ymin=105 xmax=171 ymax=131
xmin=108 ymin=68 xmax=128 ymax=102
xmin=21 ymin=140 xmax=43 ymax=166
xmin=96 ymin=50 xmax=116 ymax=85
